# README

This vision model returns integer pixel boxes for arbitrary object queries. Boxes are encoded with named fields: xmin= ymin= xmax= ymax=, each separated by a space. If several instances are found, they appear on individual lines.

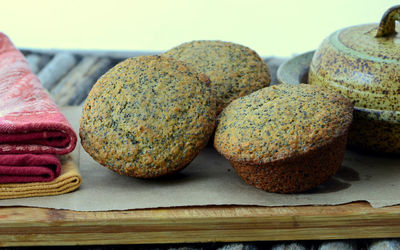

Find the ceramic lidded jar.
xmin=308 ymin=5 xmax=400 ymax=153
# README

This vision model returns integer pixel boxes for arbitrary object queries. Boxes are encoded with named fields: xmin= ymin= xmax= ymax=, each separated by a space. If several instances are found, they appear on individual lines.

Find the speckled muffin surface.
xmin=214 ymin=84 xmax=353 ymax=193
xmin=80 ymin=55 xmax=216 ymax=178
xmin=163 ymin=40 xmax=271 ymax=113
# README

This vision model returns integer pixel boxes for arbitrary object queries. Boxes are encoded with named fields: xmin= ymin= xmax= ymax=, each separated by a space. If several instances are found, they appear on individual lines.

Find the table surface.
xmin=1 ymin=201 xmax=400 ymax=246
xmin=1 ymin=49 xmax=398 ymax=247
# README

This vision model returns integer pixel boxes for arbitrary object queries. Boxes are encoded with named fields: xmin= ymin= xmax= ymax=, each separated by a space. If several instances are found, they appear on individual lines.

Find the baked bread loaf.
xmin=214 ymin=84 xmax=353 ymax=193
xmin=80 ymin=55 xmax=216 ymax=178
xmin=163 ymin=40 xmax=271 ymax=113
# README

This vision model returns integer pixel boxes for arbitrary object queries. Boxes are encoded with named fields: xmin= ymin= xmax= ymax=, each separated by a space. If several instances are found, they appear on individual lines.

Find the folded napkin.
xmin=0 ymin=32 xmax=80 ymax=195
xmin=0 ymin=32 xmax=77 ymax=155
xmin=0 ymin=154 xmax=60 ymax=183
xmin=0 ymin=155 xmax=82 ymax=199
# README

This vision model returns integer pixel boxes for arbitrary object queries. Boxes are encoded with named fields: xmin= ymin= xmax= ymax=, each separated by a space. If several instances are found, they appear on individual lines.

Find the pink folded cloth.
xmin=0 ymin=154 xmax=61 ymax=183
xmin=0 ymin=32 xmax=77 ymax=183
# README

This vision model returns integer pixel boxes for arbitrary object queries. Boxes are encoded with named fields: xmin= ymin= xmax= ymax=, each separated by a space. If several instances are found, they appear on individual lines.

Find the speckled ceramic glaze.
xmin=307 ymin=6 xmax=400 ymax=153
xmin=308 ymin=6 xmax=400 ymax=112
xmin=278 ymin=51 xmax=400 ymax=153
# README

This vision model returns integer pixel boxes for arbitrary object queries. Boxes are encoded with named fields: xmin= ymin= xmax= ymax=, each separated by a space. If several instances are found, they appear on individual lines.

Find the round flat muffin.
xmin=214 ymin=84 xmax=353 ymax=193
xmin=163 ymin=40 xmax=271 ymax=113
xmin=80 ymin=55 xmax=216 ymax=178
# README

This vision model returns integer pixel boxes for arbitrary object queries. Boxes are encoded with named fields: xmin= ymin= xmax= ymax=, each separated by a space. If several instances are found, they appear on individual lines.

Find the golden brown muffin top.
xmin=214 ymin=84 xmax=353 ymax=163
xmin=163 ymin=40 xmax=270 ymax=113
xmin=80 ymin=55 xmax=216 ymax=178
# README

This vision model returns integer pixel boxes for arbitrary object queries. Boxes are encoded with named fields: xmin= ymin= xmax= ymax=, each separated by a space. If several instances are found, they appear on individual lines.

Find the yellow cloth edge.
xmin=0 ymin=154 xmax=82 ymax=199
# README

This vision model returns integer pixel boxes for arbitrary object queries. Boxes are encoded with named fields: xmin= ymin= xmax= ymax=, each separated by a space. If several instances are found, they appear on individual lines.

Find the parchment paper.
xmin=0 ymin=106 xmax=399 ymax=211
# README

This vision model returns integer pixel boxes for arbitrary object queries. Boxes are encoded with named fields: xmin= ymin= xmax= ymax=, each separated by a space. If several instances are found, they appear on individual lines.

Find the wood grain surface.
xmin=0 ymin=202 xmax=400 ymax=246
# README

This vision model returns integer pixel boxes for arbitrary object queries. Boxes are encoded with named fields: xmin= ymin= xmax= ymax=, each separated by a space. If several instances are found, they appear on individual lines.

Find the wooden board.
xmin=1 ymin=202 xmax=400 ymax=246
xmin=4 ymin=51 xmax=399 ymax=246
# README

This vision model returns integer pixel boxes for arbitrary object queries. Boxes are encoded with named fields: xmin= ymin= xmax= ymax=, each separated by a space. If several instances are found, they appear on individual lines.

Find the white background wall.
xmin=1 ymin=0 xmax=398 ymax=57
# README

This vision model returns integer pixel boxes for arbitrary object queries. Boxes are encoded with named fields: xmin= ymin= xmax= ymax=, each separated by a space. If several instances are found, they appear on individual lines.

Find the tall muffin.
xmin=214 ymin=84 xmax=353 ymax=193
xmin=163 ymin=40 xmax=271 ymax=113
xmin=80 ymin=55 xmax=216 ymax=178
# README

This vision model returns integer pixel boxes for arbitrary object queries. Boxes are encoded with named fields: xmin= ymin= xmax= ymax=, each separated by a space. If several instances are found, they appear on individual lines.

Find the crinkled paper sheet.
xmin=0 ymin=106 xmax=399 ymax=211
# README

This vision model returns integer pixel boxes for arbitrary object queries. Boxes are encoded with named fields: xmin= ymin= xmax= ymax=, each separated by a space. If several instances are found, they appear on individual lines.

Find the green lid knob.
xmin=376 ymin=5 xmax=400 ymax=37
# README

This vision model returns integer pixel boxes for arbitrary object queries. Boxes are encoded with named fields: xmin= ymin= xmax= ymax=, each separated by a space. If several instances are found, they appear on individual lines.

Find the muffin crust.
xmin=214 ymin=84 xmax=353 ymax=193
xmin=80 ymin=55 xmax=216 ymax=178
xmin=164 ymin=40 xmax=271 ymax=113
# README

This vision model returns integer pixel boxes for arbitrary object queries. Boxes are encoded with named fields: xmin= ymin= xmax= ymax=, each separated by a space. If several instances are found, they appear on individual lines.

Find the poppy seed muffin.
xmin=214 ymin=84 xmax=353 ymax=193
xmin=163 ymin=40 xmax=271 ymax=113
xmin=80 ymin=55 xmax=216 ymax=178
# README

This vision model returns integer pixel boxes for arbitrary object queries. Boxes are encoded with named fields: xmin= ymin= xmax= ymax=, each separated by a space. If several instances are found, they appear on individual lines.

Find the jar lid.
xmin=336 ymin=23 xmax=400 ymax=61
xmin=309 ymin=5 xmax=400 ymax=111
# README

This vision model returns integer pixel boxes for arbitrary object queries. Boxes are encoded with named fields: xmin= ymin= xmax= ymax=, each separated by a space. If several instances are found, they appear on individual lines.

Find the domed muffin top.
xmin=214 ymin=84 xmax=353 ymax=163
xmin=80 ymin=55 xmax=216 ymax=178
xmin=163 ymin=40 xmax=270 ymax=113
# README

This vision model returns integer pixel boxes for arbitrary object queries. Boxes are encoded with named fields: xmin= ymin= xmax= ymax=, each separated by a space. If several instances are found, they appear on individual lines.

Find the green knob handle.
xmin=376 ymin=5 xmax=400 ymax=37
